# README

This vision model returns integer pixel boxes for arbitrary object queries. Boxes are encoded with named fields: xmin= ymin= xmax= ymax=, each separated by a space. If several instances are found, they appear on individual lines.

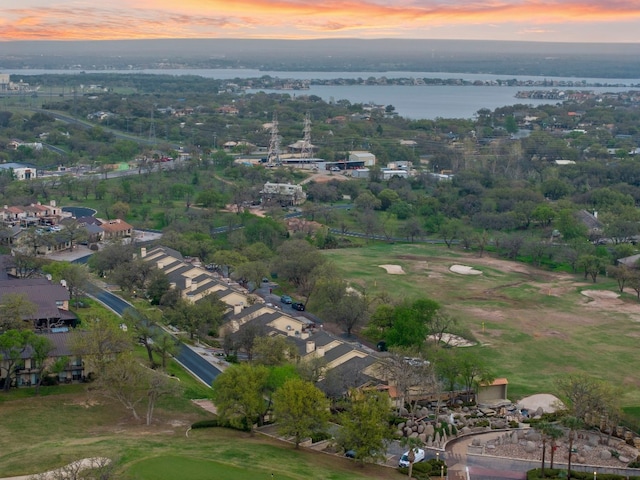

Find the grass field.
xmin=0 ymin=364 xmax=399 ymax=480
xmin=322 ymin=242 xmax=640 ymax=409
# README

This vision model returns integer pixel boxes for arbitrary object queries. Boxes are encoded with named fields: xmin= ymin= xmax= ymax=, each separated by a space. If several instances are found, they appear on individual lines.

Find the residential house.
xmin=99 ymin=219 xmax=133 ymax=240
xmin=0 ymin=277 xmax=77 ymax=332
xmin=0 ymin=162 xmax=37 ymax=180
xmin=8 ymin=332 xmax=85 ymax=387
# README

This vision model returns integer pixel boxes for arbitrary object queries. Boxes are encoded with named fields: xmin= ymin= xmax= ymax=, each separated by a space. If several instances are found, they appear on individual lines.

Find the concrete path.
xmin=0 ymin=457 xmax=110 ymax=480
xmin=445 ymin=431 xmax=528 ymax=480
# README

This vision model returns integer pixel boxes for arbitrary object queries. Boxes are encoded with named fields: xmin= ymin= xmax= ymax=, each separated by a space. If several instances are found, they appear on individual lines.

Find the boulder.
xmin=409 ymin=431 xmax=419 ymax=439
xmin=599 ymin=450 xmax=612 ymax=460
xmin=397 ymin=422 xmax=405 ymax=430
xmin=424 ymin=424 xmax=435 ymax=437
xmin=417 ymin=424 xmax=425 ymax=434
xmin=524 ymin=441 xmax=537 ymax=453
xmin=419 ymin=433 xmax=427 ymax=443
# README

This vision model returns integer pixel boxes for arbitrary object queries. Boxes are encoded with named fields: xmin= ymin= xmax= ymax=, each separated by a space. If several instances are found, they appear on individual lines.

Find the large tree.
xmin=336 ymin=389 xmax=395 ymax=464
xmin=0 ymin=329 xmax=35 ymax=391
xmin=0 ymin=293 xmax=37 ymax=332
xmin=273 ymin=240 xmax=327 ymax=303
xmin=272 ymin=378 xmax=329 ymax=448
xmin=211 ymin=363 xmax=270 ymax=434
xmin=71 ymin=317 xmax=133 ymax=377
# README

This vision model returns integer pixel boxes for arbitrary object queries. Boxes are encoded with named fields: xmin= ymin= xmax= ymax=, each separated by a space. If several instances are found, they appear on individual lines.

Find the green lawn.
xmin=126 ymin=455 xmax=294 ymax=480
xmin=322 ymin=242 xmax=640 ymax=410
xmin=0 ymin=385 xmax=398 ymax=480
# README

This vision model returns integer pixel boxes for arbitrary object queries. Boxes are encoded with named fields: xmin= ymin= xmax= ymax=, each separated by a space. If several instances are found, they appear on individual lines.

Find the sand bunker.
xmin=450 ymin=264 xmax=482 ymax=275
xmin=378 ymin=264 xmax=406 ymax=274
xmin=581 ymin=290 xmax=620 ymax=299
xmin=428 ymin=333 xmax=476 ymax=347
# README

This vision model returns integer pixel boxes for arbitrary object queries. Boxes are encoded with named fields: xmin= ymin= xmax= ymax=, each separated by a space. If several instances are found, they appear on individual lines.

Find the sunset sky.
xmin=2 ymin=0 xmax=640 ymax=43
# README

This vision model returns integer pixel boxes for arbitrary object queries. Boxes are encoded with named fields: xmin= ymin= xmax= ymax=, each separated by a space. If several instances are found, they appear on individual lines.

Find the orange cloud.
xmin=3 ymin=1 xmax=640 ymax=41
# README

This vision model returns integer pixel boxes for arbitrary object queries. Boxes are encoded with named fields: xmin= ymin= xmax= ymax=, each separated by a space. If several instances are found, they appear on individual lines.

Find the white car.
xmin=398 ymin=448 xmax=425 ymax=468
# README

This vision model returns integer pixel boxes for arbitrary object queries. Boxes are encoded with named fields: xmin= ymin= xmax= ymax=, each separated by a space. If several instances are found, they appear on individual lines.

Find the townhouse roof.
xmin=618 ymin=253 xmax=640 ymax=268
xmin=146 ymin=245 xmax=184 ymax=261
xmin=0 ymin=278 xmax=70 ymax=319
xmin=323 ymin=342 xmax=355 ymax=364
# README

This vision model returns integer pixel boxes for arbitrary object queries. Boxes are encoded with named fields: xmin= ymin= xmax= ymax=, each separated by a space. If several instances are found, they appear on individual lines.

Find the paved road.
xmin=82 ymin=281 xmax=221 ymax=387
xmin=445 ymin=432 xmax=530 ymax=480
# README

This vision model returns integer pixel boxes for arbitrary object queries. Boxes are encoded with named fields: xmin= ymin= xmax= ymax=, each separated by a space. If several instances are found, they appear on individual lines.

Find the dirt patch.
xmin=378 ymin=264 xmax=406 ymax=274
xmin=192 ymin=399 xmax=217 ymax=415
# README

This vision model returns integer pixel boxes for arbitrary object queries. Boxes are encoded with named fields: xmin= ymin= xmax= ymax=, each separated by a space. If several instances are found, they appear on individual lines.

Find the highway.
xmin=83 ymin=281 xmax=221 ymax=387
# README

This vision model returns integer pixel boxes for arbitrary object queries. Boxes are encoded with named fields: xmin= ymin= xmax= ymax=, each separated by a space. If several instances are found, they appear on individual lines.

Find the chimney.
xmin=140 ymin=247 xmax=147 ymax=258
xmin=157 ymin=260 xmax=164 ymax=269
xmin=184 ymin=278 xmax=192 ymax=290
xmin=306 ymin=341 xmax=315 ymax=354
xmin=50 ymin=200 xmax=56 ymax=207
xmin=191 ymin=280 xmax=198 ymax=292
xmin=316 ymin=347 xmax=325 ymax=358
xmin=234 ymin=304 xmax=243 ymax=315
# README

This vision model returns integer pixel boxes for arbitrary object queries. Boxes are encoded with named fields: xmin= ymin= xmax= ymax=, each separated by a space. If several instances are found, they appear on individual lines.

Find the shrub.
xmin=310 ymin=431 xmax=332 ymax=443
xmin=190 ymin=415 xmax=252 ymax=432
xmin=191 ymin=418 xmax=219 ymax=429
xmin=398 ymin=459 xmax=446 ymax=479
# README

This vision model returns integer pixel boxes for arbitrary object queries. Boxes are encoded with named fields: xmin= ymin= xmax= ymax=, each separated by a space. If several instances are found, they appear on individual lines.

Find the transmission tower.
xmin=148 ymin=105 xmax=157 ymax=145
xmin=267 ymin=113 xmax=281 ymax=166
xmin=300 ymin=112 xmax=312 ymax=162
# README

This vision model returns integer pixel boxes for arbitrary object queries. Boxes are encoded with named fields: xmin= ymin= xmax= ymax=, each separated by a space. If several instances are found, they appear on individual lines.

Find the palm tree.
xmin=562 ymin=416 xmax=583 ymax=479
xmin=537 ymin=421 xmax=551 ymax=477
xmin=538 ymin=421 xmax=564 ymax=477
xmin=400 ymin=436 xmax=423 ymax=479
xmin=548 ymin=424 xmax=564 ymax=470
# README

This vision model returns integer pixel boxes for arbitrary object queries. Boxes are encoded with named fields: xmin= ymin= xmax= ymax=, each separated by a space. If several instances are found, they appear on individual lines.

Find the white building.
xmin=349 ymin=151 xmax=376 ymax=166
xmin=0 ymin=163 xmax=37 ymax=180
xmin=0 ymin=74 xmax=9 ymax=92
xmin=261 ymin=182 xmax=306 ymax=206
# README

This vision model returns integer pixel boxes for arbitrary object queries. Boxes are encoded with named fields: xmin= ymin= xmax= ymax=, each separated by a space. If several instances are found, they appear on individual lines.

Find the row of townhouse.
xmin=140 ymin=245 xmax=390 ymax=398
xmin=139 ymin=246 xmax=249 ymax=306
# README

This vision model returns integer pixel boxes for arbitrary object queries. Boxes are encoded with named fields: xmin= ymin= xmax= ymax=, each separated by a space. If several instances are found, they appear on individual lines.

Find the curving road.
xmin=83 ymin=281 xmax=221 ymax=387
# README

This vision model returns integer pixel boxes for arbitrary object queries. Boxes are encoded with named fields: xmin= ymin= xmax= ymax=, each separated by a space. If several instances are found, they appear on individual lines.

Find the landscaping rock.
xmin=524 ymin=441 xmax=537 ymax=453
xmin=599 ymin=450 xmax=612 ymax=460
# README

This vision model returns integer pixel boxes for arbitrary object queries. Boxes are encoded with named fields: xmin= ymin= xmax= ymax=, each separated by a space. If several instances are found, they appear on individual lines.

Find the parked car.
xmin=344 ymin=450 xmax=356 ymax=459
xmin=398 ymin=448 xmax=425 ymax=468
xmin=280 ymin=295 xmax=292 ymax=304
xmin=291 ymin=302 xmax=305 ymax=311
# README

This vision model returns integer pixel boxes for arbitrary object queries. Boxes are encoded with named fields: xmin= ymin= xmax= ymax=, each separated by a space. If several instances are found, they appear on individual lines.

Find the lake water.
xmin=5 ymin=68 xmax=639 ymax=120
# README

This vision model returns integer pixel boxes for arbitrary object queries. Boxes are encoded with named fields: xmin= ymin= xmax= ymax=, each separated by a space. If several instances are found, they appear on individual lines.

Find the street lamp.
xmin=441 ymin=464 xmax=444 ymax=479
xmin=594 ymin=472 xmax=597 ymax=480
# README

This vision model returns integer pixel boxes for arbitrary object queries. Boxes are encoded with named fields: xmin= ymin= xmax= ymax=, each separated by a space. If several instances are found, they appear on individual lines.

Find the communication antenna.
xmin=300 ymin=112 xmax=313 ymax=163
xmin=267 ymin=112 xmax=281 ymax=166
xmin=148 ymin=105 xmax=157 ymax=144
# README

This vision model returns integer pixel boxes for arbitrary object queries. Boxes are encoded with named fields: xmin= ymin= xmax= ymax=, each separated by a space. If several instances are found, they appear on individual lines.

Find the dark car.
xmin=291 ymin=302 xmax=305 ymax=311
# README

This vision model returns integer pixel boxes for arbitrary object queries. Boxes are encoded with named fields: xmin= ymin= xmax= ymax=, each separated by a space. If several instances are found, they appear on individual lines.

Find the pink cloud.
xmin=2 ymin=1 xmax=640 ymax=40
